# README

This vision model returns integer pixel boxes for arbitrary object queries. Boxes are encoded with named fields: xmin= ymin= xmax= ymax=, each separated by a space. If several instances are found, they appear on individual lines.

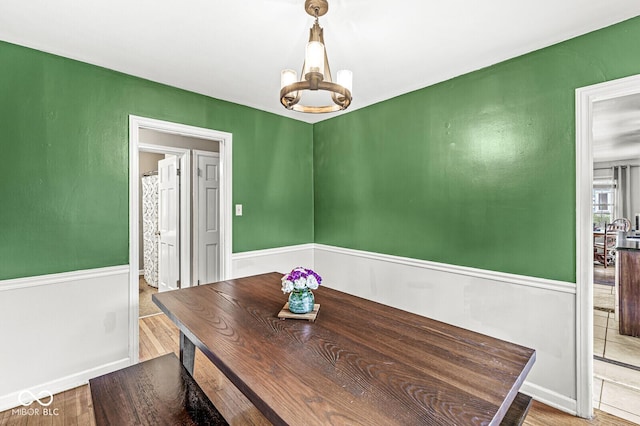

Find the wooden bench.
xmin=89 ymin=353 xmax=228 ymax=426
xmin=500 ymin=392 xmax=533 ymax=426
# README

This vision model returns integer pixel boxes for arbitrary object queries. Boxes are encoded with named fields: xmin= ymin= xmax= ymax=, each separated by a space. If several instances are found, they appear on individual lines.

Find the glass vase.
xmin=288 ymin=288 xmax=315 ymax=314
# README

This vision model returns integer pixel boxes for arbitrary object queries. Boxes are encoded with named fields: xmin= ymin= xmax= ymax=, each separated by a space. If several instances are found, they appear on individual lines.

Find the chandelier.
xmin=280 ymin=0 xmax=352 ymax=113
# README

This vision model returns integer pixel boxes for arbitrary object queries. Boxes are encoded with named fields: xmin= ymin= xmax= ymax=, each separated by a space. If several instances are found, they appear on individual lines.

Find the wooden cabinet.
xmin=618 ymin=248 xmax=640 ymax=337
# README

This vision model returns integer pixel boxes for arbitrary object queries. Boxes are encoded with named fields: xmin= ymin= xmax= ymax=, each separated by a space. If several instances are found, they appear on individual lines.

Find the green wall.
xmin=0 ymin=41 xmax=313 ymax=280
xmin=313 ymin=16 xmax=640 ymax=283
xmin=3 ymin=16 xmax=640 ymax=283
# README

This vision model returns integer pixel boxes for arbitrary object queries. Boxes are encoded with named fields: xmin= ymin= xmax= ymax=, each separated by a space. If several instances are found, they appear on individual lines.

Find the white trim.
xmin=129 ymin=115 xmax=233 ymax=365
xmin=218 ymin=130 xmax=233 ymax=281
xmin=230 ymin=244 xmax=315 ymax=279
xmin=0 ymin=265 xmax=128 ymax=292
xmin=129 ymin=118 xmax=142 ymax=366
xmin=314 ymin=244 xmax=575 ymax=294
xmin=232 ymin=243 xmax=316 ymax=260
xmin=231 ymin=243 xmax=574 ymax=294
xmin=520 ymin=382 xmax=577 ymax=416
xmin=0 ymin=358 xmax=130 ymax=412
xmin=575 ymin=73 xmax=640 ymax=419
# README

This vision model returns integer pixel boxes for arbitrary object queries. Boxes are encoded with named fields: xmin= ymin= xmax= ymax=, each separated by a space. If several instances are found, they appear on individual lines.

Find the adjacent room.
xmin=1 ymin=0 xmax=640 ymax=424
xmin=591 ymin=92 xmax=640 ymax=419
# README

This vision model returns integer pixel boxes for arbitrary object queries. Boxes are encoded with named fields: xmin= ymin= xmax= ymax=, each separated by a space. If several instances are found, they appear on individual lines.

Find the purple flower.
xmin=280 ymin=267 xmax=322 ymax=293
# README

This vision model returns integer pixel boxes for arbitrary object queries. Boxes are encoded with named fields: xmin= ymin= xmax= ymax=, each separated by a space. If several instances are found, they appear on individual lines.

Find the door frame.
xmin=575 ymin=73 xmax=640 ymax=418
xmin=128 ymin=115 xmax=233 ymax=364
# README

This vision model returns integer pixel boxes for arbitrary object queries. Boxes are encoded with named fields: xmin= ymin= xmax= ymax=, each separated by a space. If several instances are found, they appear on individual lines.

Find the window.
xmin=592 ymin=179 xmax=616 ymax=228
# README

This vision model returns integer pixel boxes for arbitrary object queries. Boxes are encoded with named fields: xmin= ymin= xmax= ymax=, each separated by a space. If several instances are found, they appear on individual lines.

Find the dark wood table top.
xmin=153 ymin=272 xmax=535 ymax=425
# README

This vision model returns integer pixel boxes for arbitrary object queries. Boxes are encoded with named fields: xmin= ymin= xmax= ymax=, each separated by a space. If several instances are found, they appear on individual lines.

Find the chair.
xmin=609 ymin=218 xmax=632 ymax=232
xmin=594 ymin=218 xmax=631 ymax=267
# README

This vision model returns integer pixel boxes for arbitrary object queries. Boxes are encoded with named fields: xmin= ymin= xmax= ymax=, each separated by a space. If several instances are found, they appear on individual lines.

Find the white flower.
xmin=281 ymin=279 xmax=294 ymax=293
xmin=306 ymin=275 xmax=319 ymax=290
xmin=281 ymin=267 xmax=322 ymax=294
xmin=293 ymin=278 xmax=307 ymax=290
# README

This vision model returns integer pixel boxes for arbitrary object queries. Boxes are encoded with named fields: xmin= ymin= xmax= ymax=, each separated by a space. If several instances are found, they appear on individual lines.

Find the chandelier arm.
xmin=280 ymin=80 xmax=352 ymax=113
xmin=331 ymin=91 xmax=348 ymax=108
xmin=317 ymin=81 xmax=351 ymax=101
xmin=291 ymin=104 xmax=342 ymax=113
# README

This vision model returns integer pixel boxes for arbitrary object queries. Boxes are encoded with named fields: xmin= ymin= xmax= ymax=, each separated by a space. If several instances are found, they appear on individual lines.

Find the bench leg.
xmin=180 ymin=331 xmax=196 ymax=375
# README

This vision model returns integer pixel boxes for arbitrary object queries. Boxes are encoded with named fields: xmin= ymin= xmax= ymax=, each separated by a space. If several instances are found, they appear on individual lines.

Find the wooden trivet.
xmin=277 ymin=303 xmax=320 ymax=322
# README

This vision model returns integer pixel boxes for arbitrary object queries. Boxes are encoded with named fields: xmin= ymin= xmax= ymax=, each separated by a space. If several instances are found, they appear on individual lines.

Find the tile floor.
xmin=593 ymin=283 xmax=640 ymax=424
xmin=593 ymin=285 xmax=640 ymax=365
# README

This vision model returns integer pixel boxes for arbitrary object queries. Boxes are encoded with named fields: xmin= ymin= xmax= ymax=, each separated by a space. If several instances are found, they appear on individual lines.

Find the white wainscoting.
xmin=314 ymin=244 xmax=578 ymax=415
xmin=0 ymin=244 xmax=579 ymax=414
xmin=0 ymin=266 xmax=131 ymax=412
xmin=231 ymin=244 xmax=315 ymax=279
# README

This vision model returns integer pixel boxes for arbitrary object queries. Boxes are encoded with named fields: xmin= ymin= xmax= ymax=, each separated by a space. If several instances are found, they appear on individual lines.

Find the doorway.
xmin=576 ymin=74 xmax=640 ymax=420
xmin=128 ymin=115 xmax=233 ymax=363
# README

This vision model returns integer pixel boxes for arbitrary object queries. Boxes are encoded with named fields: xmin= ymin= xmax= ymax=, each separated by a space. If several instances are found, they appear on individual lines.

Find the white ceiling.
xmin=0 ymin=0 xmax=639 ymax=124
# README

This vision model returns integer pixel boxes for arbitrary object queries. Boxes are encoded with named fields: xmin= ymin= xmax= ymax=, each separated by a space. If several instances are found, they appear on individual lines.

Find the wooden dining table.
xmin=153 ymin=272 xmax=536 ymax=425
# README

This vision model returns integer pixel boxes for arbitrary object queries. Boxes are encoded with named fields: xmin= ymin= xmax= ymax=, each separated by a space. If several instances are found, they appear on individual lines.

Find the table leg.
xmin=180 ymin=331 xmax=195 ymax=375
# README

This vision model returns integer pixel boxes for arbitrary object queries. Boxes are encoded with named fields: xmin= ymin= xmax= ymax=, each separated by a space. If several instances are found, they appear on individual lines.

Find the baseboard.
xmin=0 ymin=357 xmax=131 ymax=412
xmin=521 ymin=381 xmax=577 ymax=416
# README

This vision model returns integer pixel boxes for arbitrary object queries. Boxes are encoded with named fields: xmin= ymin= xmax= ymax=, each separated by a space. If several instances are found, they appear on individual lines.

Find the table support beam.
xmin=180 ymin=331 xmax=195 ymax=374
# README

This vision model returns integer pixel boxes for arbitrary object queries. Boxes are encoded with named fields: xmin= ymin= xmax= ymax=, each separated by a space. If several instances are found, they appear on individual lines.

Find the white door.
xmin=158 ymin=155 xmax=180 ymax=292
xmin=195 ymin=152 xmax=220 ymax=284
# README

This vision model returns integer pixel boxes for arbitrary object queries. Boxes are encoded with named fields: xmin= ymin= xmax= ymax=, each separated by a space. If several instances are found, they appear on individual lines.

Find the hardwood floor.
xmin=0 ymin=384 xmax=95 ymax=426
xmin=0 ymin=313 xmax=635 ymax=425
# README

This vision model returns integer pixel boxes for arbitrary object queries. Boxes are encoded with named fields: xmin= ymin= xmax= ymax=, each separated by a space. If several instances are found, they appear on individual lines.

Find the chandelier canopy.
xmin=280 ymin=0 xmax=352 ymax=114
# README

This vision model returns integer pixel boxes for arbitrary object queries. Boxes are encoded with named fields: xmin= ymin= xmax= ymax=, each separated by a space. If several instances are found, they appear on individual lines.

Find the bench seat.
xmin=500 ymin=392 xmax=533 ymax=426
xmin=89 ymin=353 xmax=227 ymax=426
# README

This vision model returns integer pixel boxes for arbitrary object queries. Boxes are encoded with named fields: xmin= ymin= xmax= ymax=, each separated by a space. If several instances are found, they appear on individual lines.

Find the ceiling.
xmin=0 ymin=1 xmax=639 ymax=124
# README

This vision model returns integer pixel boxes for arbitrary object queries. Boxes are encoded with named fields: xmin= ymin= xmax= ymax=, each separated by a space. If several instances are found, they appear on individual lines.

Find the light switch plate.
xmin=235 ymin=204 xmax=243 ymax=216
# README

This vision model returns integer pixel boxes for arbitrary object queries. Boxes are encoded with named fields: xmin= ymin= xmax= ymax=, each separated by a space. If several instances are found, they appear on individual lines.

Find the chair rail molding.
xmin=231 ymin=243 xmax=315 ymax=279
xmin=314 ymin=244 xmax=575 ymax=294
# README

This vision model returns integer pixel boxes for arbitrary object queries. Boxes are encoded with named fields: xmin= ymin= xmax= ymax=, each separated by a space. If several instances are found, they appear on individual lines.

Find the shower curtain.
xmin=142 ymin=174 xmax=159 ymax=288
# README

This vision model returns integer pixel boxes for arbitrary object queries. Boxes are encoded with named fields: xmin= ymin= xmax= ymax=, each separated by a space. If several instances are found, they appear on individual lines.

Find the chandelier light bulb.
xmin=336 ymin=70 xmax=353 ymax=94
xmin=305 ymin=41 xmax=325 ymax=77
xmin=281 ymin=69 xmax=297 ymax=90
